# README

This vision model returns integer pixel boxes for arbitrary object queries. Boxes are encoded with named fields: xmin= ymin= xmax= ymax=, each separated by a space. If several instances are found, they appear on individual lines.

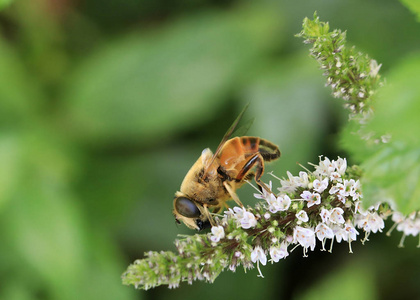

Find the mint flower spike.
xmin=122 ymin=156 xmax=420 ymax=290
xmin=296 ymin=12 xmax=383 ymax=122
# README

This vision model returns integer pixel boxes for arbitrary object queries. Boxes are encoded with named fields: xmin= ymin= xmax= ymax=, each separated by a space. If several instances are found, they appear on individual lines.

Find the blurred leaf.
xmin=0 ymin=39 xmax=43 ymax=126
xmin=400 ymin=0 xmax=420 ymax=21
xmin=340 ymin=53 xmax=420 ymax=213
xmin=368 ymin=54 xmax=420 ymax=148
xmin=0 ymin=134 xmax=22 ymax=209
xmin=0 ymin=130 xmax=137 ymax=300
xmin=297 ymin=259 xmax=377 ymax=300
xmin=62 ymin=4 xmax=282 ymax=145
xmin=0 ymin=0 xmax=12 ymax=10
xmin=1 ymin=134 xmax=85 ymax=300
xmin=362 ymin=144 xmax=420 ymax=214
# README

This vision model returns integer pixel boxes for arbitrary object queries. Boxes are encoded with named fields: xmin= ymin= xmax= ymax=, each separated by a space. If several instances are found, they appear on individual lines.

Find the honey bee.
xmin=173 ymin=106 xmax=280 ymax=231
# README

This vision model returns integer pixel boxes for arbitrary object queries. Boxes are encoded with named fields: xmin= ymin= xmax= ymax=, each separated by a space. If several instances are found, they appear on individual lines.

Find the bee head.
xmin=173 ymin=194 xmax=210 ymax=231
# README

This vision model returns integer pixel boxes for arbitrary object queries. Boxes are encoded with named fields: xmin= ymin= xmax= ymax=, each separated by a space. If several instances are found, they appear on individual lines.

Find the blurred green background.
xmin=1 ymin=0 xmax=420 ymax=299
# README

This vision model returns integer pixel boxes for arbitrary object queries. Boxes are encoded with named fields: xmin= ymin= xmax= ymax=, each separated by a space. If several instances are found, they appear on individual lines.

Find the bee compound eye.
xmin=175 ymin=197 xmax=201 ymax=218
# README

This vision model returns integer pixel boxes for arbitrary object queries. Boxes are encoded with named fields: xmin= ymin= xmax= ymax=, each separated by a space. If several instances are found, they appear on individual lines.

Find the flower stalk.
xmin=122 ymin=13 xmax=419 ymax=291
xmin=296 ymin=12 xmax=383 ymax=122
xmin=122 ymin=157 xmax=420 ymax=290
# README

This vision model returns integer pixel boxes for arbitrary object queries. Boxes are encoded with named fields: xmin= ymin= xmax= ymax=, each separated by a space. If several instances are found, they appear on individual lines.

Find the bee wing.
xmin=202 ymin=103 xmax=252 ymax=178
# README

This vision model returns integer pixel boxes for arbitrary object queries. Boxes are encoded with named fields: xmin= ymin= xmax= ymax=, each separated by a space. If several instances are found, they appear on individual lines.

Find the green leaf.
xmin=341 ymin=53 xmax=420 ymax=214
xmin=362 ymin=144 xmax=420 ymax=213
xmin=0 ymin=0 xmax=12 ymax=10
xmin=368 ymin=54 xmax=420 ymax=147
xmin=400 ymin=0 xmax=420 ymax=21
xmin=0 ymin=39 xmax=43 ymax=126
xmin=62 ymin=5 xmax=282 ymax=145
xmin=0 ymin=134 xmax=22 ymax=209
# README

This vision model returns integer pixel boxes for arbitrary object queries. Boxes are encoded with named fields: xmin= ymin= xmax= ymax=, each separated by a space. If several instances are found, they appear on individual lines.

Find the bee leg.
xmin=223 ymin=181 xmax=244 ymax=207
xmin=212 ymin=204 xmax=225 ymax=214
xmin=202 ymin=204 xmax=216 ymax=226
xmin=237 ymin=153 xmax=273 ymax=194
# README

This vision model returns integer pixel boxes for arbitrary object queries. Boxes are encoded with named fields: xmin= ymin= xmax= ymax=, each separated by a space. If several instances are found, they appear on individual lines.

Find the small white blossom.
xmin=210 ymin=226 xmax=225 ymax=243
xmin=293 ymin=226 xmax=316 ymax=251
xmin=344 ymin=221 xmax=359 ymax=241
xmin=269 ymin=242 xmax=289 ymax=263
xmin=330 ymin=171 xmax=342 ymax=182
xmin=355 ymin=212 xmax=384 ymax=233
xmin=251 ymin=246 xmax=267 ymax=266
xmin=392 ymin=212 xmax=405 ymax=223
xmin=314 ymin=157 xmax=335 ymax=177
xmin=227 ymin=207 xmax=258 ymax=229
xmin=265 ymin=194 xmax=291 ymax=213
xmin=301 ymin=191 xmax=321 ymax=208
xmin=315 ymin=223 xmax=334 ymax=241
xmin=296 ymin=210 xmax=309 ymax=223
xmin=253 ymin=181 xmax=273 ymax=201
xmin=240 ymin=210 xmax=258 ymax=229
xmin=369 ymin=59 xmax=382 ymax=77
xmin=348 ymin=179 xmax=362 ymax=200
xmin=332 ymin=224 xmax=347 ymax=243
xmin=300 ymin=190 xmax=312 ymax=200
xmin=320 ymin=208 xmax=331 ymax=223
xmin=330 ymin=207 xmax=345 ymax=224
xmin=277 ymin=195 xmax=292 ymax=211
xmin=279 ymin=171 xmax=309 ymax=193
xmin=397 ymin=218 xmax=420 ymax=236
xmin=313 ymin=178 xmax=329 ymax=193
xmin=334 ymin=157 xmax=347 ymax=175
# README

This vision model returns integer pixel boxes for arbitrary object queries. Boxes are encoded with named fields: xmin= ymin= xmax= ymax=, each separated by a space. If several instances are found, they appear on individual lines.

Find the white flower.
xmin=265 ymin=194 xmax=291 ymax=213
xmin=392 ymin=212 xmax=405 ymax=223
xmin=313 ymin=178 xmax=329 ymax=193
xmin=397 ymin=217 xmax=420 ymax=236
xmin=227 ymin=207 xmax=258 ymax=229
xmin=253 ymin=181 xmax=273 ymax=201
xmin=276 ymin=195 xmax=292 ymax=211
xmin=293 ymin=226 xmax=316 ymax=251
xmin=251 ymin=246 xmax=267 ymax=266
xmin=297 ymin=171 xmax=310 ymax=188
xmin=330 ymin=171 xmax=342 ymax=182
xmin=232 ymin=206 xmax=245 ymax=219
xmin=333 ymin=157 xmax=347 ymax=175
xmin=296 ymin=210 xmax=309 ymax=223
xmin=355 ymin=212 xmax=384 ymax=233
xmin=332 ymin=224 xmax=347 ymax=243
xmin=329 ymin=184 xmax=341 ymax=195
xmin=315 ymin=223 xmax=334 ymax=241
xmin=266 ymin=194 xmax=280 ymax=213
xmin=269 ymin=242 xmax=289 ymax=263
xmin=279 ymin=171 xmax=309 ymax=193
xmin=369 ymin=59 xmax=382 ymax=77
xmin=348 ymin=179 xmax=362 ymax=201
xmin=300 ymin=191 xmax=321 ymax=208
xmin=320 ymin=208 xmax=331 ymax=223
xmin=330 ymin=207 xmax=345 ymax=224
xmin=240 ymin=210 xmax=258 ymax=229
xmin=300 ymin=190 xmax=312 ymax=200
xmin=210 ymin=225 xmax=225 ymax=243
xmin=314 ymin=157 xmax=335 ymax=177
xmin=344 ymin=221 xmax=359 ymax=241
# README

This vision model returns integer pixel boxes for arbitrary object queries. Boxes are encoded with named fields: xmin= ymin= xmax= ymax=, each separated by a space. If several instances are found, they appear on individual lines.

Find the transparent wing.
xmin=202 ymin=103 xmax=252 ymax=179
